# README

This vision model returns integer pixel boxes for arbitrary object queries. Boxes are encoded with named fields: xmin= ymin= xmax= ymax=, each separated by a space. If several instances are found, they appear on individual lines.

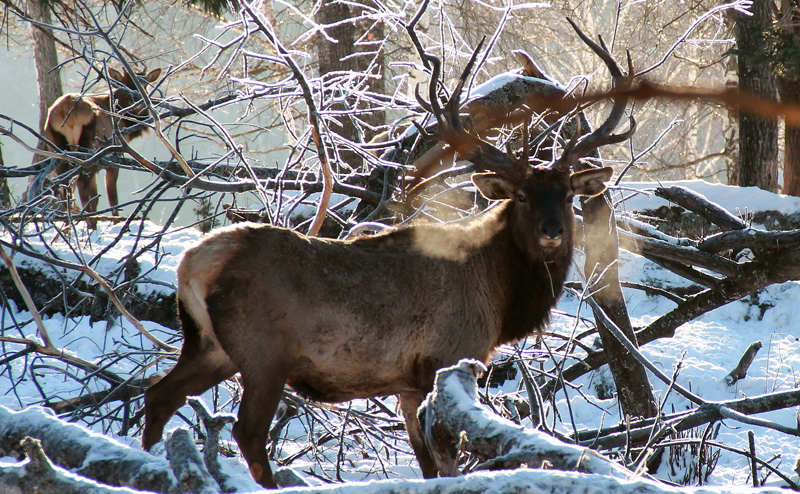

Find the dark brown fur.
xmin=142 ymin=165 xmax=613 ymax=488
xmin=42 ymin=68 xmax=161 ymax=224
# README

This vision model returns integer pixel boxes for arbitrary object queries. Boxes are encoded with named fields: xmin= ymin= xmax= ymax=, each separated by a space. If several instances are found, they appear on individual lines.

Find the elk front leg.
xmin=104 ymin=166 xmax=119 ymax=217
xmin=76 ymin=169 xmax=99 ymax=229
xmin=76 ymin=169 xmax=99 ymax=214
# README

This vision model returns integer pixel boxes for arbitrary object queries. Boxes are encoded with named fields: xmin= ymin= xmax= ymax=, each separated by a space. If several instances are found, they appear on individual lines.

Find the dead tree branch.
xmin=724 ymin=341 xmax=763 ymax=386
xmin=165 ymin=428 xmax=219 ymax=494
xmin=0 ymin=437 xmax=144 ymax=494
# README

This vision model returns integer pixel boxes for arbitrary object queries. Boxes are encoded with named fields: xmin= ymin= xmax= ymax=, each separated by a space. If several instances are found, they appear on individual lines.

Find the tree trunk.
xmin=315 ymin=0 xmax=384 ymax=171
xmin=776 ymin=0 xmax=800 ymax=197
xmin=579 ymin=190 xmax=658 ymax=419
xmin=734 ymin=0 xmax=779 ymax=191
xmin=0 ymin=143 xmax=10 ymax=209
xmin=781 ymin=112 xmax=800 ymax=197
xmin=0 ymin=262 xmax=179 ymax=330
xmin=28 ymin=0 xmax=64 ymax=164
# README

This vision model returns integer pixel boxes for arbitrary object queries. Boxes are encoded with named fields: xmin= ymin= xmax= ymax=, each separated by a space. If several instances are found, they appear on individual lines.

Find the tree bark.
xmin=165 ymin=428 xmax=220 ymax=494
xmin=0 ymin=143 xmax=10 ymax=209
xmin=0 ymin=437 xmax=144 ymax=494
xmin=0 ymin=262 xmax=178 ymax=330
xmin=28 ymin=0 xmax=64 ymax=164
xmin=578 ymin=185 xmax=658 ymax=419
xmin=734 ymin=0 xmax=779 ymax=192
xmin=782 ymin=117 xmax=800 ymax=196
xmin=724 ymin=340 xmax=763 ymax=386
xmin=4 ymin=441 xmax=789 ymax=494
xmin=315 ymin=0 xmax=385 ymax=170
xmin=775 ymin=0 xmax=800 ymax=196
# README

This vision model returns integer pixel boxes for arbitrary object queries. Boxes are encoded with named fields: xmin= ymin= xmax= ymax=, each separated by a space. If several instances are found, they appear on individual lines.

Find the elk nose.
xmin=541 ymin=221 xmax=564 ymax=239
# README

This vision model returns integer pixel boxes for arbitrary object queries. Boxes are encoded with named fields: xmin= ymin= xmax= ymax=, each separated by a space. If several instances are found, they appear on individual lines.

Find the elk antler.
xmin=414 ymin=39 xmax=525 ymax=182
xmin=556 ymin=18 xmax=637 ymax=170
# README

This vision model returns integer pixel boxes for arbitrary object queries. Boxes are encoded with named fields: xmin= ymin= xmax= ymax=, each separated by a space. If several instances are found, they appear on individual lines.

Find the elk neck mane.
xmin=350 ymin=199 xmax=573 ymax=344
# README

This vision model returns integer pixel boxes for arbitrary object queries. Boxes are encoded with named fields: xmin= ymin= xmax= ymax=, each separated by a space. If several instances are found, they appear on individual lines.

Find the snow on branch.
xmin=418 ymin=360 xmax=633 ymax=478
xmin=0 ymin=437 xmax=143 ymax=494
xmin=0 ymin=405 xmax=178 ymax=493
xmin=1 ymin=369 xmax=794 ymax=494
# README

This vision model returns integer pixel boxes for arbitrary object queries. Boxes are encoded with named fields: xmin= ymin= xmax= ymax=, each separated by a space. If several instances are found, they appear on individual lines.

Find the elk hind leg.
xmin=142 ymin=303 xmax=235 ymax=450
xmin=232 ymin=365 xmax=289 ymax=488
xmin=399 ymin=392 xmax=439 ymax=478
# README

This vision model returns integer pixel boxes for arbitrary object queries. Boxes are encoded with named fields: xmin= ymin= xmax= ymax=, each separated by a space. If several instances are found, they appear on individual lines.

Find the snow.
xmin=238 ymin=469 xmax=791 ymax=494
xmin=466 ymin=73 xmax=565 ymax=100
xmin=617 ymin=180 xmax=800 ymax=222
xmin=1 ymin=180 xmax=799 ymax=492
xmin=5 ymin=220 xmax=201 ymax=297
xmin=399 ymin=72 xmax=565 ymax=141
xmin=0 ymin=406 xmax=177 ymax=488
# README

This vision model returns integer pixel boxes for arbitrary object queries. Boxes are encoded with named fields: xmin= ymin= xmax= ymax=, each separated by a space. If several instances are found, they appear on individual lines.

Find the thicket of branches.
xmin=1 ymin=0 xmax=800 ymax=492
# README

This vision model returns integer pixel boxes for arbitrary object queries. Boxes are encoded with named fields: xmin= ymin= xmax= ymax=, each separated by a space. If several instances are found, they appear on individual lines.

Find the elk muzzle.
xmin=539 ymin=219 xmax=564 ymax=248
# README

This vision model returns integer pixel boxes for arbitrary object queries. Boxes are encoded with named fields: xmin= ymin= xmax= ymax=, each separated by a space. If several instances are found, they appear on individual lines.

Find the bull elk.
xmin=41 ymin=67 xmax=161 ymax=225
xmin=143 ymin=22 xmax=633 ymax=489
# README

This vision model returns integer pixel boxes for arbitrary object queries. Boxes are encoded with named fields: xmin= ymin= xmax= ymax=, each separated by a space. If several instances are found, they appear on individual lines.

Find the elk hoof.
xmin=249 ymin=463 xmax=264 ymax=483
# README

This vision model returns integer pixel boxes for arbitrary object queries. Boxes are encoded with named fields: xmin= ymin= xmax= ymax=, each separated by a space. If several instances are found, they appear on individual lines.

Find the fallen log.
xmin=417 ymin=360 xmax=633 ymax=477
xmin=0 ymin=405 xmax=178 ymax=493
xmin=0 ymin=379 xmax=792 ymax=493
xmin=0 ymin=437 xmax=143 ymax=494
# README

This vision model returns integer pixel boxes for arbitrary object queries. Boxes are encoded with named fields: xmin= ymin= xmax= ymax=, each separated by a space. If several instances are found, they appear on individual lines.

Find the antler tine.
xmin=566 ymin=18 xmax=623 ymax=81
xmin=444 ymin=36 xmax=486 ymax=126
xmin=414 ymin=38 xmax=486 ymax=135
xmin=558 ymin=18 xmax=636 ymax=170
xmin=413 ymin=54 xmax=440 ymax=137
xmin=414 ymin=38 xmax=522 ymax=181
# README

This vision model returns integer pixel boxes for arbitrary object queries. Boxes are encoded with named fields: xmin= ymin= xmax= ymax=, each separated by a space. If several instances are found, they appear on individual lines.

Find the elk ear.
xmin=570 ymin=166 xmax=614 ymax=197
xmin=472 ymin=173 xmax=516 ymax=200
xmin=145 ymin=68 xmax=162 ymax=83
xmin=108 ymin=68 xmax=125 ymax=83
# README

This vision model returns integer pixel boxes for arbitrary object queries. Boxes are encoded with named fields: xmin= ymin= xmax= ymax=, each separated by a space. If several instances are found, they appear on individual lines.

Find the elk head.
xmin=413 ymin=22 xmax=632 ymax=258
xmin=471 ymin=166 xmax=612 ymax=257
xmin=107 ymin=67 xmax=162 ymax=140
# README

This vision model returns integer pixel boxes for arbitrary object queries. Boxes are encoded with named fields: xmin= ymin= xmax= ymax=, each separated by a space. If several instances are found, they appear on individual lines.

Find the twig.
xmin=583 ymin=296 xmax=705 ymax=406
xmin=239 ymin=1 xmax=333 ymax=237
xmin=0 ymin=247 xmax=53 ymax=348
xmin=187 ymin=398 xmax=236 ymax=491
xmin=748 ymin=430 xmax=758 ymax=487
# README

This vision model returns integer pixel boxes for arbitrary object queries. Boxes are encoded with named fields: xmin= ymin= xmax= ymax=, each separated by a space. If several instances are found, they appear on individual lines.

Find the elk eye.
xmin=516 ymin=193 xmax=527 ymax=203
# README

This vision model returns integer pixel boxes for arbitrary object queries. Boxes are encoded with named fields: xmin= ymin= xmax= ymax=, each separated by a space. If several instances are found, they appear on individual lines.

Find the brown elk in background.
xmin=142 ymin=21 xmax=634 ymax=488
xmin=41 ymin=67 xmax=161 ymax=224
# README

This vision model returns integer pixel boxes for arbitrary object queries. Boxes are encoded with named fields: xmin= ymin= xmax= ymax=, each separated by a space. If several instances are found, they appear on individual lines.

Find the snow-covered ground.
xmin=1 ymin=180 xmax=799 ymax=492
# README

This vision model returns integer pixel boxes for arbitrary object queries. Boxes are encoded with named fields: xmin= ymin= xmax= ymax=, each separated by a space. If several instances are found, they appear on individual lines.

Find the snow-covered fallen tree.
xmin=0 ymin=405 xmax=178 ymax=492
xmin=1 ymin=361 xmax=796 ymax=493
xmin=418 ymin=360 xmax=633 ymax=478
